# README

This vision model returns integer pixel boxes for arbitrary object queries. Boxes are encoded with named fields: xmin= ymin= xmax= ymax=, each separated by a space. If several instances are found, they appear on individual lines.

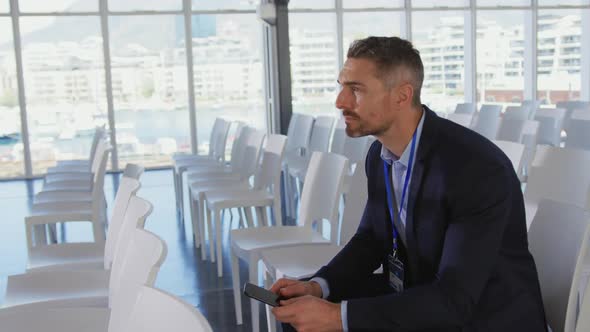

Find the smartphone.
xmin=243 ymin=282 xmax=280 ymax=307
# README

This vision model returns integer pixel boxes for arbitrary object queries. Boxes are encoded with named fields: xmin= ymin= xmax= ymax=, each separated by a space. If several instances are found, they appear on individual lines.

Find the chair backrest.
xmin=565 ymin=110 xmax=590 ymax=151
xmin=524 ymin=166 xmax=590 ymax=216
xmin=108 ymin=196 xmax=157 ymax=301
xmin=122 ymin=163 xmax=145 ymax=180
xmin=299 ymin=152 xmax=348 ymax=244
xmin=107 ymin=230 xmax=168 ymax=331
xmin=454 ymin=103 xmax=476 ymax=114
xmin=557 ymin=100 xmax=590 ymax=129
xmin=307 ymin=116 xmax=335 ymax=154
xmin=504 ymin=106 xmax=530 ymax=121
xmin=342 ymin=135 xmax=372 ymax=166
xmin=114 ymin=286 xmax=213 ymax=332
xmin=496 ymin=117 xmax=526 ymax=143
xmin=534 ymin=108 xmax=566 ymax=146
xmin=531 ymin=145 xmax=590 ymax=169
xmin=521 ymin=100 xmax=540 ymax=119
xmin=253 ymin=135 xmax=288 ymax=226
xmin=229 ymin=126 xmax=253 ymax=171
xmin=339 ymin=160 xmax=368 ymax=246
xmin=206 ymin=118 xmax=223 ymax=157
xmin=104 ymin=177 xmax=142 ymax=269
xmin=447 ymin=113 xmax=473 ymax=128
xmin=286 ymin=113 xmax=314 ymax=154
xmin=88 ymin=125 xmax=106 ymax=163
xmin=91 ymin=144 xmax=113 ymax=242
xmin=528 ymin=199 xmax=590 ymax=332
xmin=472 ymin=104 xmax=502 ymax=140
xmin=286 ymin=113 xmax=300 ymax=138
xmin=330 ymin=118 xmax=346 ymax=155
xmin=237 ymin=130 xmax=266 ymax=180
xmin=492 ymin=140 xmax=525 ymax=174
xmin=212 ymin=119 xmax=232 ymax=162
xmin=91 ymin=139 xmax=108 ymax=173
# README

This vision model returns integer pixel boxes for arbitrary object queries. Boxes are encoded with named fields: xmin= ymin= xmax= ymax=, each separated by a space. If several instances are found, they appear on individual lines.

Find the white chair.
xmin=454 ymin=103 xmax=476 ymax=114
xmin=447 ymin=113 xmax=474 ymax=128
xmin=496 ymin=118 xmax=526 ymax=143
xmin=188 ymin=129 xmax=266 ymax=259
xmin=46 ymin=125 xmax=106 ymax=173
xmin=1 ymin=198 xmax=162 ymax=312
xmin=531 ymin=145 xmax=590 ymax=169
xmin=520 ymin=120 xmax=540 ymax=178
xmin=173 ymin=118 xmax=232 ymax=221
xmin=521 ymin=100 xmax=541 ymax=120
xmin=529 ymin=199 xmax=590 ymax=332
xmin=524 ymin=166 xmax=590 ymax=229
xmin=26 ymin=176 xmax=142 ymax=273
xmin=229 ymin=152 xmax=348 ymax=331
xmin=282 ymin=114 xmax=315 ymax=219
xmin=534 ymin=108 xmax=566 ymax=146
xmin=27 ymin=143 xmax=112 ymax=247
xmin=556 ymin=100 xmax=590 ymax=131
xmin=492 ymin=140 xmax=525 ymax=175
xmin=119 ymin=286 xmax=213 ymax=332
xmin=471 ymin=104 xmax=502 ymax=140
xmin=330 ymin=118 xmax=346 ymax=155
xmin=261 ymin=159 xmax=368 ymax=332
xmin=203 ymin=134 xmax=287 ymax=274
xmin=565 ymin=110 xmax=590 ymax=151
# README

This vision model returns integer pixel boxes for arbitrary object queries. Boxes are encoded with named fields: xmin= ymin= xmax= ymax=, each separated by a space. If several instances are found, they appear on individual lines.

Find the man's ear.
xmin=396 ymin=83 xmax=414 ymax=108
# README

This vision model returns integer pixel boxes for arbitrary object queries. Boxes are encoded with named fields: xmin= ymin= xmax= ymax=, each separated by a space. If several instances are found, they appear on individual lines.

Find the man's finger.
xmin=270 ymin=278 xmax=298 ymax=294
xmin=272 ymin=304 xmax=297 ymax=322
xmin=279 ymin=283 xmax=309 ymax=298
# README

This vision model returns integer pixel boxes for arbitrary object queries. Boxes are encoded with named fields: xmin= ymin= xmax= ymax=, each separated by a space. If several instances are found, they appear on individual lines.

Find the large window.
xmin=0 ymin=18 xmax=23 ymax=178
xmin=289 ymin=13 xmax=339 ymax=117
xmin=109 ymin=15 xmax=190 ymax=169
xmin=537 ymin=10 xmax=583 ymax=106
xmin=477 ymin=10 xmax=526 ymax=107
xmin=19 ymin=0 xmax=97 ymax=12
xmin=0 ymin=1 xmax=8 ymax=12
xmin=343 ymin=0 xmax=403 ymax=8
xmin=413 ymin=11 xmax=466 ymax=114
xmin=191 ymin=14 xmax=266 ymax=154
xmin=342 ymin=12 xmax=403 ymax=57
xmin=20 ymin=16 xmax=108 ymax=175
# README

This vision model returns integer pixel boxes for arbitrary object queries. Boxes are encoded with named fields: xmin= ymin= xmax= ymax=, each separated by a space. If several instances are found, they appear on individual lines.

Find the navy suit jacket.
xmin=314 ymin=107 xmax=547 ymax=331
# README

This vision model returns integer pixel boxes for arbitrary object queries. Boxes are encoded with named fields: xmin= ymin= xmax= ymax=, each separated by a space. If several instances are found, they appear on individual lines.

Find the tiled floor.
xmin=0 ymin=169 xmax=276 ymax=331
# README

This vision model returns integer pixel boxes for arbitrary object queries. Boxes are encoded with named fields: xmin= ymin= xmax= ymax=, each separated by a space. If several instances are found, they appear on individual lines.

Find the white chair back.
xmin=212 ymin=119 xmax=232 ymax=162
xmin=108 ymin=197 xmax=157 ymax=302
xmin=556 ymin=100 xmax=590 ymax=130
xmin=531 ymin=145 xmax=590 ymax=169
xmin=104 ymin=177 xmax=142 ymax=269
xmin=237 ymin=130 xmax=266 ymax=181
xmin=447 ymin=113 xmax=473 ymax=128
xmin=206 ymin=118 xmax=224 ymax=157
xmin=340 ymin=160 xmax=367 ymax=246
xmin=492 ymin=140 xmax=525 ymax=174
xmin=228 ymin=125 xmax=252 ymax=171
xmin=534 ymin=108 xmax=566 ymax=146
xmin=107 ymin=230 xmax=168 ymax=331
xmin=299 ymin=152 xmax=348 ymax=244
xmin=88 ymin=125 xmax=106 ymax=165
xmin=529 ymin=199 xmax=590 ymax=332
xmin=286 ymin=114 xmax=314 ymax=155
xmin=331 ymin=118 xmax=346 ymax=155
xmin=122 ymin=163 xmax=145 ymax=180
xmin=521 ymin=100 xmax=540 ymax=119
xmin=496 ymin=118 xmax=526 ymax=143
xmin=472 ymin=104 xmax=502 ymax=140
xmin=116 ymin=286 xmax=213 ymax=332
xmin=504 ymin=106 xmax=529 ymax=121
xmin=308 ymin=116 xmax=335 ymax=154
xmin=565 ymin=110 xmax=590 ymax=151
xmin=454 ymin=103 xmax=476 ymax=114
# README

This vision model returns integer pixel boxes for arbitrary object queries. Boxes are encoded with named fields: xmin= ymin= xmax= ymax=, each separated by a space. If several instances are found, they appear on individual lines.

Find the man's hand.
xmin=270 ymin=278 xmax=323 ymax=299
xmin=272 ymin=295 xmax=343 ymax=332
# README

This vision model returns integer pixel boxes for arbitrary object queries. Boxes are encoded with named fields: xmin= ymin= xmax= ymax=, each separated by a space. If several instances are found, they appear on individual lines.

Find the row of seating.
xmin=0 ymin=150 xmax=214 ymax=331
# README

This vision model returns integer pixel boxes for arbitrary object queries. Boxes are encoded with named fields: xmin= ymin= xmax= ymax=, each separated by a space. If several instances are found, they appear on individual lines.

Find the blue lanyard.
xmin=383 ymin=130 xmax=417 ymax=252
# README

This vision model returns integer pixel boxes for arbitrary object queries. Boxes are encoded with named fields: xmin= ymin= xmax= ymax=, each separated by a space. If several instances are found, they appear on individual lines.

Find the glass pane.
xmin=413 ymin=12 xmax=466 ymax=114
xmin=192 ymin=0 xmax=256 ymax=10
xmin=411 ymin=0 xmax=468 ymax=8
xmin=191 ymin=14 xmax=266 ymax=154
xmin=477 ymin=0 xmax=530 ymax=6
xmin=343 ymin=0 xmax=403 ymax=8
xmin=289 ymin=0 xmax=334 ymax=10
xmin=0 ymin=18 xmax=23 ymax=178
xmin=109 ymin=0 xmax=181 ymax=11
xmin=19 ymin=0 xmax=98 ymax=12
xmin=0 ymin=1 xmax=9 ymax=12
xmin=537 ymin=10 xmax=582 ymax=106
xmin=109 ymin=15 xmax=190 ymax=168
xmin=289 ymin=13 xmax=339 ymax=117
xmin=477 ymin=10 xmax=526 ymax=107
xmin=539 ymin=0 xmax=588 ymax=5
xmin=20 ymin=16 xmax=107 ymax=175
xmin=343 ymin=12 xmax=403 ymax=59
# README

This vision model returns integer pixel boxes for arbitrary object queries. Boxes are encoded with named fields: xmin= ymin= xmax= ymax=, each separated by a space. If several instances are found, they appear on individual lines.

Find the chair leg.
xmin=255 ymin=207 xmax=264 ymax=227
xmin=189 ymin=190 xmax=200 ymax=248
xmin=265 ymin=270 xmax=278 ymax=332
xmin=244 ymin=207 xmax=255 ymax=228
xmin=179 ymin=169 xmax=185 ymax=222
xmin=240 ymin=207 xmax=248 ymax=228
xmin=215 ymin=208 xmax=223 ymax=277
xmin=261 ymin=206 xmax=270 ymax=227
xmin=199 ymin=195 xmax=207 ymax=260
xmin=249 ymin=254 xmax=260 ymax=332
xmin=33 ymin=224 xmax=47 ymax=246
xmin=283 ymin=170 xmax=292 ymax=219
xmin=207 ymin=206 xmax=215 ymax=263
xmin=273 ymin=199 xmax=282 ymax=227
xmin=231 ymin=250 xmax=243 ymax=325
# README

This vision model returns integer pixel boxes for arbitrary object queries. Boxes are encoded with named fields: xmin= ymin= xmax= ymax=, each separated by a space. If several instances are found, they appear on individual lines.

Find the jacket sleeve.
xmin=346 ymin=163 xmax=515 ymax=331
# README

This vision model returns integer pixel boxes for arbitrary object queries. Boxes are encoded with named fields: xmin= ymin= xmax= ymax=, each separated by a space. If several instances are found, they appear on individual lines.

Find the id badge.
xmin=388 ymin=253 xmax=404 ymax=292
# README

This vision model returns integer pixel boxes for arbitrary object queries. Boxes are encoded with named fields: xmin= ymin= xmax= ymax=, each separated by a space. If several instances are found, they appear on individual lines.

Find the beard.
xmin=344 ymin=115 xmax=389 ymax=138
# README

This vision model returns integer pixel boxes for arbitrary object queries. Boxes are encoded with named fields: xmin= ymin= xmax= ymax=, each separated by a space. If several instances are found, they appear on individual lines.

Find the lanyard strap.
xmin=383 ymin=130 xmax=417 ymax=252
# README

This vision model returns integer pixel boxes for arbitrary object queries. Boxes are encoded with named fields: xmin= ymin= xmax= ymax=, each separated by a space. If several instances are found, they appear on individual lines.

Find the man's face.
xmin=335 ymin=57 xmax=396 ymax=137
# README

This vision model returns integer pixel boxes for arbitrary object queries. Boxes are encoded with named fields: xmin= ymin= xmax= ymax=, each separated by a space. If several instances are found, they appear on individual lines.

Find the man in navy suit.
xmin=270 ymin=36 xmax=547 ymax=331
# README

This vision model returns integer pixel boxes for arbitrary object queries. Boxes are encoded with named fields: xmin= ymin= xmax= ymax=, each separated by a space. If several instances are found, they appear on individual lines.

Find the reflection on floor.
xmin=0 ymin=169 xmax=276 ymax=331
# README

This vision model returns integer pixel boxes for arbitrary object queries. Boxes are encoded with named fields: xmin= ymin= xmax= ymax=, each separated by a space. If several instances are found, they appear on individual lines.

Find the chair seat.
xmin=27 ymin=242 xmax=104 ymax=272
xmin=3 ymin=270 xmax=109 ymax=310
xmin=41 ymin=181 xmax=91 ymax=192
xmin=186 ymin=169 xmax=239 ymax=182
xmin=174 ymin=159 xmax=220 ymax=172
xmin=206 ymin=189 xmax=274 ymax=211
xmin=231 ymin=226 xmax=329 ymax=259
xmin=0 ymin=307 xmax=110 ymax=332
xmin=45 ymin=173 xmax=93 ymax=185
xmin=34 ymin=191 xmax=94 ymax=205
xmin=261 ymin=244 xmax=341 ymax=280
xmin=190 ymin=181 xmax=249 ymax=198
